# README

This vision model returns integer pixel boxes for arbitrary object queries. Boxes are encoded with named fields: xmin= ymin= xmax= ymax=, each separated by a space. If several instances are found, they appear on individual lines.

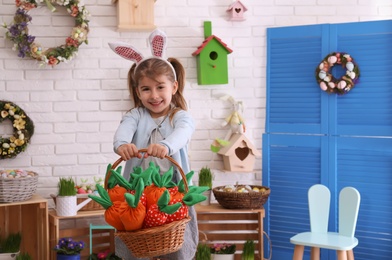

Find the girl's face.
xmin=136 ymin=74 xmax=178 ymax=118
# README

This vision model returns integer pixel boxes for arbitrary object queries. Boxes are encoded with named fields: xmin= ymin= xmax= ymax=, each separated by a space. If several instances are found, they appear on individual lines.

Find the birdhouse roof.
xmin=227 ymin=0 xmax=248 ymax=12
xmin=192 ymin=35 xmax=233 ymax=56
xmin=217 ymin=133 xmax=261 ymax=157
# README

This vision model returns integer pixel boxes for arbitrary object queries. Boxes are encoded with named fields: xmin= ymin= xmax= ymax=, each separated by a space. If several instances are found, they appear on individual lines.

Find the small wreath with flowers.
xmin=3 ymin=0 xmax=89 ymax=67
xmin=0 ymin=101 xmax=34 ymax=159
xmin=316 ymin=52 xmax=360 ymax=95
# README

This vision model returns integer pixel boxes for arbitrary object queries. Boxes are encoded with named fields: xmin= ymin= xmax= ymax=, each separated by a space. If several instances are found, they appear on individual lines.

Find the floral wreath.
xmin=316 ymin=52 xmax=360 ymax=95
xmin=3 ymin=0 xmax=89 ymax=67
xmin=0 ymin=101 xmax=34 ymax=159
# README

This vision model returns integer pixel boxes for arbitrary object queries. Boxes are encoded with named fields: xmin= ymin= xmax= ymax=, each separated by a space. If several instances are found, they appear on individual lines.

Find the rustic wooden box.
xmin=49 ymin=210 xmax=114 ymax=259
xmin=196 ymin=204 xmax=265 ymax=260
xmin=0 ymin=194 xmax=49 ymax=259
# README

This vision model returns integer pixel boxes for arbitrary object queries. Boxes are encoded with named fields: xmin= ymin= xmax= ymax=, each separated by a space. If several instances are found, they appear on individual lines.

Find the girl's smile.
xmin=137 ymin=75 xmax=178 ymax=118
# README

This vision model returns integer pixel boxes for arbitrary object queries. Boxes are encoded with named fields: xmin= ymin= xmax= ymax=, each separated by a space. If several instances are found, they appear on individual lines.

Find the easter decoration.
xmin=3 ymin=0 xmax=89 ymax=67
xmin=0 ymin=169 xmax=38 ymax=203
xmin=0 ymin=101 xmax=34 ymax=160
xmin=316 ymin=52 xmax=360 ymax=95
xmin=88 ymin=149 xmax=209 ymax=258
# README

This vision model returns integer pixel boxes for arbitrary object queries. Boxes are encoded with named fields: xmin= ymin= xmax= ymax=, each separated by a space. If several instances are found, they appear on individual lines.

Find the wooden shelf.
xmin=0 ymin=194 xmax=49 ymax=259
xmin=195 ymin=203 xmax=265 ymax=260
xmin=48 ymin=209 xmax=114 ymax=260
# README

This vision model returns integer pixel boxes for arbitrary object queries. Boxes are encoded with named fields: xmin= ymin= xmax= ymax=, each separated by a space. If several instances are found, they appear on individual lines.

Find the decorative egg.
xmin=319 ymin=62 xmax=324 ymax=70
xmin=320 ymin=82 xmax=328 ymax=91
xmin=324 ymin=76 xmax=331 ymax=82
xmin=318 ymin=71 xmax=327 ymax=79
xmin=337 ymin=81 xmax=347 ymax=89
xmin=328 ymin=82 xmax=336 ymax=89
xmin=328 ymin=55 xmax=337 ymax=64
xmin=348 ymin=71 xmax=356 ymax=79
xmin=346 ymin=62 xmax=354 ymax=71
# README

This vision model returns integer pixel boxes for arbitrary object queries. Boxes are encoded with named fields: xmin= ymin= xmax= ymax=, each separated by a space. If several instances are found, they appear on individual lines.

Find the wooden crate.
xmin=196 ymin=204 xmax=265 ymax=260
xmin=49 ymin=210 xmax=114 ymax=260
xmin=0 ymin=194 xmax=49 ymax=259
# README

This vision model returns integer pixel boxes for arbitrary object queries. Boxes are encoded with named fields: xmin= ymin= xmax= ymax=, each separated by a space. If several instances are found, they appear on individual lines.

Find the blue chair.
xmin=290 ymin=184 xmax=361 ymax=260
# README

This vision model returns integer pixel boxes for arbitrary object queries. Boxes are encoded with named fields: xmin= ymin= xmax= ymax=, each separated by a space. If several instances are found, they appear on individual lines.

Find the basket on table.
xmin=0 ymin=171 xmax=38 ymax=203
xmin=106 ymin=149 xmax=191 ymax=259
xmin=213 ymin=184 xmax=270 ymax=209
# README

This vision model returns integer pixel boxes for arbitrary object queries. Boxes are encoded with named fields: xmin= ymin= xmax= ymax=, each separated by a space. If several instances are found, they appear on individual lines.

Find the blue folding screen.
xmin=263 ymin=20 xmax=392 ymax=260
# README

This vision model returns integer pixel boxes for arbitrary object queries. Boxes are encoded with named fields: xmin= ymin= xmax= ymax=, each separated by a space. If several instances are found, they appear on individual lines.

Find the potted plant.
xmin=210 ymin=243 xmax=236 ymax=260
xmin=198 ymin=166 xmax=213 ymax=205
xmin=54 ymin=237 xmax=85 ymax=260
xmin=241 ymin=240 xmax=255 ymax=260
xmin=55 ymin=177 xmax=91 ymax=216
xmin=88 ymin=249 xmax=121 ymax=260
xmin=0 ymin=232 xmax=21 ymax=260
xmin=195 ymin=242 xmax=211 ymax=260
xmin=15 ymin=253 xmax=32 ymax=260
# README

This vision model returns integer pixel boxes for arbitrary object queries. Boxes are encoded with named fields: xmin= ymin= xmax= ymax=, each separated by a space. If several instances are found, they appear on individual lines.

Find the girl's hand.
xmin=146 ymin=144 xmax=168 ymax=159
xmin=116 ymin=143 xmax=141 ymax=161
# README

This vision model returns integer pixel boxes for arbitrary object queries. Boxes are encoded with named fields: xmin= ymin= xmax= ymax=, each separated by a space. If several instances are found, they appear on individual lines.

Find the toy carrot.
xmin=119 ymin=178 xmax=146 ymax=231
xmin=143 ymin=190 xmax=182 ymax=228
xmin=88 ymin=184 xmax=125 ymax=231
xmin=166 ymin=191 xmax=207 ymax=224
xmin=143 ymin=166 xmax=175 ymax=209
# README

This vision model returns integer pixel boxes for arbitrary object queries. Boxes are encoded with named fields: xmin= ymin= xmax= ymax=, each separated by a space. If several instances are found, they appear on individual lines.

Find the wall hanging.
xmin=226 ymin=0 xmax=248 ymax=21
xmin=3 ymin=0 xmax=90 ymax=67
xmin=316 ymin=52 xmax=360 ymax=95
xmin=112 ymin=0 xmax=156 ymax=31
xmin=192 ymin=21 xmax=233 ymax=85
xmin=0 ymin=101 xmax=34 ymax=159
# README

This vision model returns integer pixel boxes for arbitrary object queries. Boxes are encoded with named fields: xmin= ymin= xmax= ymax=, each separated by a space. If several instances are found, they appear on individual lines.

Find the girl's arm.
xmin=113 ymin=109 xmax=140 ymax=152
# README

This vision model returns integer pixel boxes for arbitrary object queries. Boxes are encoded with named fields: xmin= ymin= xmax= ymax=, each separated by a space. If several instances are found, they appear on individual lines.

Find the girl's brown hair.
xmin=127 ymin=57 xmax=187 ymax=120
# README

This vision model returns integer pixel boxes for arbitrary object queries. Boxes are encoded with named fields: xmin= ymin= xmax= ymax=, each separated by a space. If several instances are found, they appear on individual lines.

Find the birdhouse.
xmin=227 ymin=0 xmax=248 ymax=21
xmin=192 ymin=21 xmax=233 ymax=85
xmin=112 ymin=0 xmax=157 ymax=31
xmin=218 ymin=133 xmax=261 ymax=172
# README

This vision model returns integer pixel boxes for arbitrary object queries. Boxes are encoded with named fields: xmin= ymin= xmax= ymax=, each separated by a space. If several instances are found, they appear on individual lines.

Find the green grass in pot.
xmin=0 ymin=232 xmax=22 ymax=253
xmin=58 ymin=177 xmax=77 ymax=196
xmin=195 ymin=242 xmax=211 ymax=260
xmin=16 ymin=253 xmax=32 ymax=260
xmin=242 ymin=240 xmax=255 ymax=260
xmin=198 ymin=166 xmax=213 ymax=190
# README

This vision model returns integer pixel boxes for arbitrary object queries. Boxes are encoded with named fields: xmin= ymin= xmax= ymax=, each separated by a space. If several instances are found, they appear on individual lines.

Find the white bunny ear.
xmin=108 ymin=42 xmax=144 ymax=63
xmin=149 ymin=29 xmax=167 ymax=58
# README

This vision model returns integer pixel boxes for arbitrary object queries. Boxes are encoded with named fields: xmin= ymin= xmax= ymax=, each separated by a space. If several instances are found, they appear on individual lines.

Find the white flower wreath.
xmin=316 ymin=52 xmax=360 ymax=95
xmin=3 ymin=0 xmax=89 ymax=67
xmin=0 ymin=101 xmax=34 ymax=159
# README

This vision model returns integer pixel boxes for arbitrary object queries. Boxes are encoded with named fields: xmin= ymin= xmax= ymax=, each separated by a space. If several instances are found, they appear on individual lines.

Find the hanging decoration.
xmin=3 ymin=0 xmax=90 ymax=67
xmin=0 ymin=101 xmax=34 ymax=159
xmin=315 ymin=52 xmax=360 ymax=95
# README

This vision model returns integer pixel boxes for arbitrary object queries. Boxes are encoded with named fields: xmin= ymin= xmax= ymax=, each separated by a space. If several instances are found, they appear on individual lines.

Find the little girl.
xmin=109 ymin=30 xmax=198 ymax=260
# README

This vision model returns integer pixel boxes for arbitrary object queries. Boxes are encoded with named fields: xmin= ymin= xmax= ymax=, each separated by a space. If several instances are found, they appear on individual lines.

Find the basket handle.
xmin=104 ymin=148 xmax=189 ymax=193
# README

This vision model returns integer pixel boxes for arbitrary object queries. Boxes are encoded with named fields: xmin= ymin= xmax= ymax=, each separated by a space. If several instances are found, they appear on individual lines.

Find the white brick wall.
xmin=0 ymin=0 xmax=391 ymax=202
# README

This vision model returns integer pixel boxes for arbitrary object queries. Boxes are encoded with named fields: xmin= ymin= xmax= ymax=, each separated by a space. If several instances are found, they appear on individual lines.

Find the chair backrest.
xmin=339 ymin=187 xmax=361 ymax=237
xmin=308 ymin=184 xmax=330 ymax=233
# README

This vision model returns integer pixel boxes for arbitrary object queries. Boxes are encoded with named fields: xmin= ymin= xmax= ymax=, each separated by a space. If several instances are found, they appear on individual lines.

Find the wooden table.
xmin=49 ymin=209 xmax=114 ymax=259
xmin=195 ymin=203 xmax=265 ymax=260
xmin=0 ymin=194 xmax=49 ymax=259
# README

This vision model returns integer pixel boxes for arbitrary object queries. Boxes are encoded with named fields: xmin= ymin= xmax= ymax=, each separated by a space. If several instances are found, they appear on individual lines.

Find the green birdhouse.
xmin=192 ymin=21 xmax=233 ymax=85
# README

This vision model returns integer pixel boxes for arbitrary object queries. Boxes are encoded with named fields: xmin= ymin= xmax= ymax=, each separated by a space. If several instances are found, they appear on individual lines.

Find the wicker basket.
xmin=0 ymin=172 xmax=38 ymax=203
xmin=213 ymin=185 xmax=270 ymax=209
xmin=106 ymin=149 xmax=191 ymax=258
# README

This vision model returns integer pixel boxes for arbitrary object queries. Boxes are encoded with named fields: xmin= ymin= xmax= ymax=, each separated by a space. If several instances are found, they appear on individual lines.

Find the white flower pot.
xmin=211 ymin=254 xmax=235 ymax=260
xmin=0 ymin=252 xmax=19 ymax=260
xmin=200 ymin=190 xmax=211 ymax=206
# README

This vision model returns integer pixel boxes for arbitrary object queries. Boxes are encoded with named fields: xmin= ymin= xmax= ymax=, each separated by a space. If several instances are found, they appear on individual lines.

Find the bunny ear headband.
xmin=108 ymin=29 xmax=176 ymax=80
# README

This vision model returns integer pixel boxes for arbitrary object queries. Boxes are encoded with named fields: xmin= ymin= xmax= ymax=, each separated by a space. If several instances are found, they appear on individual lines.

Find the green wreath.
xmin=316 ymin=52 xmax=360 ymax=95
xmin=3 ymin=0 xmax=89 ymax=67
xmin=0 ymin=101 xmax=34 ymax=159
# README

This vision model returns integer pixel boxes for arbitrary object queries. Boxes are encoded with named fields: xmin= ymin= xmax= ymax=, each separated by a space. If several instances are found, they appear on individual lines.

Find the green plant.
xmin=88 ymin=249 xmax=122 ymax=259
xmin=16 ymin=252 xmax=33 ymax=260
xmin=198 ymin=166 xmax=213 ymax=189
xmin=0 ymin=232 xmax=22 ymax=253
xmin=58 ymin=177 xmax=77 ymax=196
xmin=242 ymin=240 xmax=255 ymax=260
xmin=210 ymin=243 xmax=236 ymax=254
xmin=54 ymin=237 xmax=85 ymax=255
xmin=195 ymin=242 xmax=211 ymax=260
